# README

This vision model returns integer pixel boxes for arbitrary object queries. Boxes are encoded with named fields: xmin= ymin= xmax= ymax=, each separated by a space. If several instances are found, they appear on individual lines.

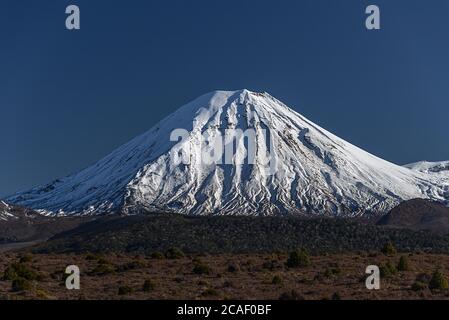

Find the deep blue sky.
xmin=1 ymin=0 xmax=449 ymax=197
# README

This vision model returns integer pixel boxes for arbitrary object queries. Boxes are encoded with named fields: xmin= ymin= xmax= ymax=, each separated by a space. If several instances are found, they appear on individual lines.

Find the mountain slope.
xmin=0 ymin=200 xmax=90 ymax=243
xmin=0 ymin=201 xmax=16 ymax=221
xmin=0 ymin=201 xmax=38 ymax=221
xmin=404 ymin=161 xmax=449 ymax=176
xmin=377 ymin=198 xmax=449 ymax=234
xmin=5 ymin=90 xmax=449 ymax=216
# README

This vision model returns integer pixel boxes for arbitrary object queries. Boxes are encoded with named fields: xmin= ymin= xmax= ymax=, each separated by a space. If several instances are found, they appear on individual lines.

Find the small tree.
xmin=429 ymin=270 xmax=448 ymax=291
xmin=12 ymin=277 xmax=32 ymax=292
xmin=118 ymin=286 xmax=133 ymax=295
xmin=193 ymin=263 xmax=211 ymax=275
xmin=397 ymin=255 xmax=410 ymax=271
xmin=380 ymin=261 xmax=397 ymax=277
xmin=19 ymin=254 xmax=33 ymax=263
xmin=381 ymin=241 xmax=397 ymax=256
xmin=142 ymin=279 xmax=155 ymax=292
xmin=165 ymin=247 xmax=185 ymax=259
xmin=272 ymin=275 xmax=282 ymax=285
xmin=150 ymin=252 xmax=165 ymax=259
xmin=331 ymin=292 xmax=341 ymax=300
xmin=227 ymin=263 xmax=239 ymax=273
xmin=286 ymin=249 xmax=310 ymax=268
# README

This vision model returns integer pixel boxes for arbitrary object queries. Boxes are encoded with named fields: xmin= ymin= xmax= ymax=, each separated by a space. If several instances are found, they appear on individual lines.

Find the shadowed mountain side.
xmin=0 ymin=201 xmax=95 ymax=243
xmin=32 ymin=214 xmax=449 ymax=254
xmin=377 ymin=199 xmax=449 ymax=235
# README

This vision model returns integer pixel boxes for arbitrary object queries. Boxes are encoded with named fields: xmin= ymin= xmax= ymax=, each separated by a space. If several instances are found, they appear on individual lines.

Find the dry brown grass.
xmin=1 ymin=251 xmax=449 ymax=300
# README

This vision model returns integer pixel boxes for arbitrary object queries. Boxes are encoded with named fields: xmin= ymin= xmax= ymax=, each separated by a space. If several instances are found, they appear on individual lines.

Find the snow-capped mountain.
xmin=5 ymin=90 xmax=449 ymax=216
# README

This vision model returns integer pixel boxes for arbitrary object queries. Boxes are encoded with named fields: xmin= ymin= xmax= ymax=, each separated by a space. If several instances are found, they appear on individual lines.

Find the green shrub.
xmin=201 ymin=288 xmax=219 ymax=297
xmin=85 ymin=253 xmax=98 ymax=261
xmin=131 ymin=259 xmax=147 ymax=268
xmin=173 ymin=277 xmax=183 ymax=283
xmin=193 ymin=263 xmax=211 ymax=275
xmin=411 ymin=281 xmax=427 ymax=291
xmin=324 ymin=266 xmax=342 ymax=278
xmin=262 ymin=260 xmax=276 ymax=271
xmin=227 ymin=263 xmax=239 ymax=273
xmin=3 ymin=263 xmax=41 ymax=281
xmin=3 ymin=266 xmax=17 ymax=281
xmin=223 ymin=280 xmax=234 ymax=288
xmin=285 ymin=249 xmax=310 ymax=268
xmin=150 ymin=252 xmax=165 ymax=259
xmin=19 ymin=254 xmax=33 ymax=263
xmin=118 ymin=286 xmax=133 ymax=295
xmin=97 ymin=257 xmax=110 ymax=265
xmin=380 ymin=261 xmax=397 ymax=277
xmin=279 ymin=290 xmax=305 ymax=300
xmin=381 ymin=241 xmax=397 ymax=256
xmin=197 ymin=279 xmax=209 ymax=286
xmin=90 ymin=263 xmax=116 ymax=276
xmin=429 ymin=270 xmax=448 ymax=291
xmin=331 ymin=292 xmax=341 ymax=300
xmin=12 ymin=277 xmax=32 ymax=292
xmin=142 ymin=279 xmax=155 ymax=292
xmin=397 ymin=255 xmax=410 ymax=271
xmin=271 ymin=275 xmax=282 ymax=285
xmin=117 ymin=260 xmax=147 ymax=272
xmin=35 ymin=289 xmax=50 ymax=300
xmin=165 ymin=247 xmax=185 ymax=259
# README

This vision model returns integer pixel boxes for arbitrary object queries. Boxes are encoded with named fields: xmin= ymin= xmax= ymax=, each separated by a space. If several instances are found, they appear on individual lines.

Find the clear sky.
xmin=1 ymin=0 xmax=449 ymax=197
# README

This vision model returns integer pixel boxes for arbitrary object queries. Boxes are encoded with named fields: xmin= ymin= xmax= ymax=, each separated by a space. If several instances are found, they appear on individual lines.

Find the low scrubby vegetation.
xmin=380 ymin=261 xmax=397 ymax=277
xmin=1 ymin=251 xmax=449 ymax=300
xmin=118 ymin=286 xmax=133 ymax=295
xmin=278 ymin=290 xmax=304 ymax=300
xmin=397 ymin=255 xmax=410 ymax=271
xmin=429 ymin=270 xmax=448 ymax=291
xmin=193 ymin=260 xmax=212 ymax=275
xmin=285 ymin=249 xmax=310 ymax=268
xmin=3 ymin=262 xmax=42 ymax=282
xmin=142 ymin=279 xmax=155 ymax=292
xmin=271 ymin=275 xmax=282 ymax=285
xmin=381 ymin=241 xmax=397 ymax=256
xmin=1 ymin=256 xmax=44 ymax=293
xmin=33 ymin=214 xmax=449 ymax=255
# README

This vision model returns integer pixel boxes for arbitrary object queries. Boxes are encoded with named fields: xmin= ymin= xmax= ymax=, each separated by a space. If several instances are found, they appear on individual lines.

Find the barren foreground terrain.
xmin=1 ymin=250 xmax=449 ymax=300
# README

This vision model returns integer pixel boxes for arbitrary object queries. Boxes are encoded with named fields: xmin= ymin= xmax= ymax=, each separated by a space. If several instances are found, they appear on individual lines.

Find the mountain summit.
xmin=5 ymin=90 xmax=449 ymax=216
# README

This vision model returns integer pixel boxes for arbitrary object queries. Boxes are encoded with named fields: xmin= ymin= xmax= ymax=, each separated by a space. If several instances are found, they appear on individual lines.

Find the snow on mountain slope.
xmin=404 ymin=161 xmax=449 ymax=175
xmin=0 ymin=201 xmax=15 ymax=221
xmin=0 ymin=201 xmax=37 ymax=221
xmin=5 ymin=90 xmax=449 ymax=216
